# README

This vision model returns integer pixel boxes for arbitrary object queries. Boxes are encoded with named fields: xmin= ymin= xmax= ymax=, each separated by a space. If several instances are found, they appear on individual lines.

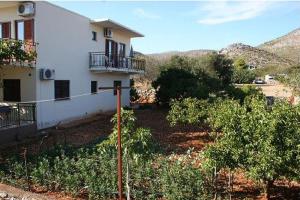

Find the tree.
xmin=152 ymin=68 xmax=209 ymax=105
xmin=211 ymin=53 xmax=233 ymax=88
xmin=99 ymin=109 xmax=155 ymax=199
xmin=232 ymin=58 xmax=255 ymax=84
xmin=205 ymin=96 xmax=300 ymax=199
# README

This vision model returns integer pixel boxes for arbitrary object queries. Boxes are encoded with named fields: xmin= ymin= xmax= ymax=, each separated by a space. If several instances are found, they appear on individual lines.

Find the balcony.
xmin=0 ymin=103 xmax=36 ymax=129
xmin=89 ymin=52 xmax=145 ymax=74
xmin=0 ymin=39 xmax=37 ymax=68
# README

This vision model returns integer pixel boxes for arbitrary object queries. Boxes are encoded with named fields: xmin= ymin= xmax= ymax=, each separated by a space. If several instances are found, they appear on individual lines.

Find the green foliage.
xmin=159 ymin=155 xmax=210 ymax=200
xmin=203 ymin=96 xmax=300 ymax=197
xmin=232 ymin=68 xmax=255 ymax=84
xmin=226 ymin=85 xmax=264 ymax=103
xmin=0 ymin=39 xmax=37 ymax=66
xmin=152 ymin=68 xmax=209 ymax=105
xmin=152 ymin=54 xmax=235 ymax=105
xmin=167 ymin=98 xmax=209 ymax=126
xmin=99 ymin=109 xmax=155 ymax=160
xmin=0 ymin=110 xmax=213 ymax=199
xmin=283 ymin=66 xmax=300 ymax=95
xmin=210 ymin=53 xmax=233 ymax=87
xmin=231 ymin=58 xmax=255 ymax=84
xmin=233 ymin=58 xmax=247 ymax=70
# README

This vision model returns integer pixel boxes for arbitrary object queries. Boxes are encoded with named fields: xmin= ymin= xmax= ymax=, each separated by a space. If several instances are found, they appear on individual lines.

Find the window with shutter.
xmin=15 ymin=19 xmax=34 ymax=41
xmin=55 ymin=80 xmax=70 ymax=100
xmin=0 ymin=22 xmax=11 ymax=39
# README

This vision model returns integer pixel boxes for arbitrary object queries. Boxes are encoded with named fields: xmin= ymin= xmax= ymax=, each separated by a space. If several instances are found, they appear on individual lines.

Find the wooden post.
xmin=117 ymin=86 xmax=123 ymax=200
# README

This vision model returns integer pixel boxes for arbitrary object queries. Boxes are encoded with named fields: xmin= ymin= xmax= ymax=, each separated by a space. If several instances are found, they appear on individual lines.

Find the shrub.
xmin=167 ymin=98 xmax=209 ymax=126
xmin=203 ymin=96 xmax=300 ymax=199
xmin=152 ymin=68 xmax=209 ymax=105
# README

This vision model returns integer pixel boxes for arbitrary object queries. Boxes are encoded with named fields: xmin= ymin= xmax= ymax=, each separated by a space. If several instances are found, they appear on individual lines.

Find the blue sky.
xmin=52 ymin=1 xmax=300 ymax=54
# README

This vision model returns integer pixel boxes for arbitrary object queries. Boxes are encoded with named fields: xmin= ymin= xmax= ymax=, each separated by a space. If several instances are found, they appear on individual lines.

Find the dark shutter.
xmin=1 ymin=22 xmax=11 ymax=39
xmin=24 ymin=19 xmax=34 ymax=41
xmin=91 ymin=81 xmax=97 ymax=94
xmin=113 ymin=81 xmax=121 ymax=96
xmin=55 ymin=80 xmax=70 ymax=100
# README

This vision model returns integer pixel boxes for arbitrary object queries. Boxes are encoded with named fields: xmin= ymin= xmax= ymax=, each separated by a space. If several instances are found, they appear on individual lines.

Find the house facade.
xmin=0 ymin=1 xmax=145 ymax=131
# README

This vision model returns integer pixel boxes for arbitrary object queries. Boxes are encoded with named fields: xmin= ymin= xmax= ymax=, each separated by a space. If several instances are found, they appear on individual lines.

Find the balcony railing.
xmin=0 ymin=39 xmax=37 ymax=67
xmin=89 ymin=52 xmax=145 ymax=72
xmin=0 ymin=103 xmax=36 ymax=129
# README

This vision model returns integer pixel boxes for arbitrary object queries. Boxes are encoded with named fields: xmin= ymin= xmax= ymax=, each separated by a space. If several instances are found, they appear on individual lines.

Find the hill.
xmin=259 ymin=28 xmax=300 ymax=63
xmin=148 ymin=49 xmax=215 ymax=61
xmin=219 ymin=43 xmax=295 ymax=69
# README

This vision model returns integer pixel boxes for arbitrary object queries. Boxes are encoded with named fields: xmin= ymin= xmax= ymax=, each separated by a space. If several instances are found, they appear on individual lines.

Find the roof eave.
xmin=91 ymin=19 xmax=144 ymax=38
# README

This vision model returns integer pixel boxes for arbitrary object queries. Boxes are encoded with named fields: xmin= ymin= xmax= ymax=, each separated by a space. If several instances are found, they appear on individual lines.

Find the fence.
xmin=89 ymin=52 xmax=145 ymax=71
xmin=0 ymin=103 xmax=36 ymax=128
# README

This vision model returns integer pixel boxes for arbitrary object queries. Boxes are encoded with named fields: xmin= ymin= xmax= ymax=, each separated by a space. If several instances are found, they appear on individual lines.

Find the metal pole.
xmin=117 ymin=86 xmax=123 ymax=200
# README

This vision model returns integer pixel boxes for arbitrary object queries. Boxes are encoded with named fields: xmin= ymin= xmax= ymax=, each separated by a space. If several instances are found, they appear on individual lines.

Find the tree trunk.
xmin=263 ymin=180 xmax=274 ymax=200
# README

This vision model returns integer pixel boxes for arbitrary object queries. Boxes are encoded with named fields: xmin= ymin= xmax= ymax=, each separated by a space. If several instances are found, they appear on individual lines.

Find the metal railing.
xmin=89 ymin=52 xmax=145 ymax=72
xmin=0 ymin=39 xmax=37 ymax=67
xmin=0 ymin=103 xmax=36 ymax=128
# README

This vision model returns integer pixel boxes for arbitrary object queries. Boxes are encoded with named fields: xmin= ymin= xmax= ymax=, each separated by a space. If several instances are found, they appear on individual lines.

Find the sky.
xmin=52 ymin=1 xmax=300 ymax=54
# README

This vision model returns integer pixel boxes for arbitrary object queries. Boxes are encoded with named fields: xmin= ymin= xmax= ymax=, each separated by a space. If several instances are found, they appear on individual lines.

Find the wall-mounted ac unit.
xmin=104 ymin=28 xmax=113 ymax=38
xmin=40 ymin=69 xmax=55 ymax=80
xmin=18 ymin=2 xmax=35 ymax=17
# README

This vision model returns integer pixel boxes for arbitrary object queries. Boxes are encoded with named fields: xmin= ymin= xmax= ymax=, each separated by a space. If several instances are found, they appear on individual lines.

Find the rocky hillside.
xmin=219 ymin=43 xmax=295 ymax=68
xmin=259 ymin=28 xmax=300 ymax=63
xmin=148 ymin=49 xmax=215 ymax=61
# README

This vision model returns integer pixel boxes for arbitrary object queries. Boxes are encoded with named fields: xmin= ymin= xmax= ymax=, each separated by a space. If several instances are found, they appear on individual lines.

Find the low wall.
xmin=0 ymin=124 xmax=37 ymax=145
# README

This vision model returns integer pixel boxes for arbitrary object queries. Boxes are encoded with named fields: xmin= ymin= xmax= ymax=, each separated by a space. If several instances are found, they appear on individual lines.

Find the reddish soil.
xmin=1 ymin=108 xmax=300 ymax=199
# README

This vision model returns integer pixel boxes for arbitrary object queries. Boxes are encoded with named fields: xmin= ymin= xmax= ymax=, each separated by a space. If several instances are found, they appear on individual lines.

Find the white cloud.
xmin=133 ymin=8 xmax=160 ymax=19
xmin=197 ymin=1 xmax=273 ymax=25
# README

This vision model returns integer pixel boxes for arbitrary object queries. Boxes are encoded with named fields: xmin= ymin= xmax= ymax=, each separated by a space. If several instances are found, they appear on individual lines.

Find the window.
xmin=92 ymin=31 xmax=97 ymax=41
xmin=0 ymin=22 xmax=11 ymax=39
xmin=15 ymin=19 xmax=34 ymax=41
xmin=91 ymin=81 xmax=97 ymax=94
xmin=55 ymin=80 xmax=70 ymax=100
xmin=113 ymin=81 xmax=121 ymax=95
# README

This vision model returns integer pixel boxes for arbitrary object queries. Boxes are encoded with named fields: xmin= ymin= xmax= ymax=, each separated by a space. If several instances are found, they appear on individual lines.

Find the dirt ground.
xmin=1 ymin=108 xmax=300 ymax=200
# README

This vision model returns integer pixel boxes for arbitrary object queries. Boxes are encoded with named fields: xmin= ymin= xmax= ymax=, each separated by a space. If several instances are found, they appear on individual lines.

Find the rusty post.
xmin=117 ymin=86 xmax=123 ymax=200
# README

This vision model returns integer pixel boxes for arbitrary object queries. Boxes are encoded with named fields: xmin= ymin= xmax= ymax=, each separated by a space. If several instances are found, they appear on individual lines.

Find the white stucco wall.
xmin=34 ymin=2 xmax=131 ymax=129
xmin=0 ymin=67 xmax=36 ymax=102
xmin=1 ymin=1 xmax=136 ymax=129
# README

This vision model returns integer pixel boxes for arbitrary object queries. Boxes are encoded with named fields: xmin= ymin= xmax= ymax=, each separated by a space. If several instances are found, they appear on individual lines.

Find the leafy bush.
xmin=0 ymin=110 xmax=213 ymax=199
xmin=203 ymin=96 xmax=300 ymax=199
xmin=0 ymin=39 xmax=37 ymax=65
xmin=167 ymin=98 xmax=209 ymax=126
xmin=152 ymin=68 xmax=209 ymax=105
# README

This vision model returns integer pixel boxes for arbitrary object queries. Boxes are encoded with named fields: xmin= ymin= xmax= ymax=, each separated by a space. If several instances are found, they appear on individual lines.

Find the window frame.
xmin=15 ymin=19 xmax=34 ymax=41
xmin=92 ymin=31 xmax=97 ymax=41
xmin=0 ymin=21 xmax=11 ymax=39
xmin=91 ymin=81 xmax=97 ymax=94
xmin=54 ymin=80 xmax=70 ymax=101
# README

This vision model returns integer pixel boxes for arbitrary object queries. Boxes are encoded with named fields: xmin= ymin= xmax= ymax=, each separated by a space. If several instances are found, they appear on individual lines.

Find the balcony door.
xmin=105 ymin=39 xmax=118 ymax=67
xmin=3 ymin=79 xmax=21 ymax=102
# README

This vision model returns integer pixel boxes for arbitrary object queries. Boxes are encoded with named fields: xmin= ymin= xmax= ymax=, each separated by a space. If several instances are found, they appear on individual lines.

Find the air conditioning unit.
xmin=40 ymin=69 xmax=55 ymax=80
xmin=104 ymin=28 xmax=113 ymax=38
xmin=18 ymin=2 xmax=35 ymax=17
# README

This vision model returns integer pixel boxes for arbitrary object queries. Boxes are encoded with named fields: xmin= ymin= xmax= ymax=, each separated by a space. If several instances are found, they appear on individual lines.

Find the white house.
xmin=0 ymin=1 xmax=145 ymax=133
